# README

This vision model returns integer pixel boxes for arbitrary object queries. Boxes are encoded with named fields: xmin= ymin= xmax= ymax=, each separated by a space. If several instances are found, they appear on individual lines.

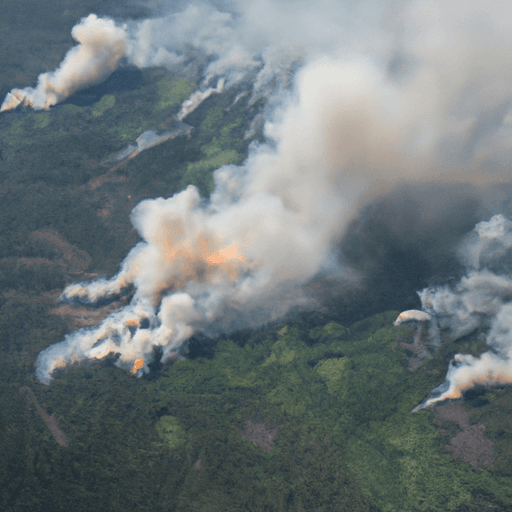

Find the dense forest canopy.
xmin=2 ymin=1 xmax=512 ymax=511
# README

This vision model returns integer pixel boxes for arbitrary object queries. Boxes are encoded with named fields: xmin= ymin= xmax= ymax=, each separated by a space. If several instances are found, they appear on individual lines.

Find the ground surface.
xmin=1 ymin=2 xmax=512 ymax=511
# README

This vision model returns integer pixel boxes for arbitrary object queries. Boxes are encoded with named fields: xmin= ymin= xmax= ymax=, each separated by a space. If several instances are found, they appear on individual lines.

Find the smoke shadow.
xmin=184 ymin=332 xmax=217 ymax=360
xmin=143 ymin=347 xmax=165 ymax=382
xmin=463 ymin=385 xmax=489 ymax=407
xmin=323 ymin=183 xmax=483 ymax=324
xmin=62 ymin=68 xmax=145 ymax=107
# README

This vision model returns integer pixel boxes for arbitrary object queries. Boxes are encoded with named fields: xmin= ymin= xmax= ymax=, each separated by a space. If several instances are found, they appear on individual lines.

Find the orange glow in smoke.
xmin=132 ymin=359 xmax=144 ymax=374
xmin=126 ymin=319 xmax=139 ymax=327
xmin=207 ymin=245 xmax=244 ymax=265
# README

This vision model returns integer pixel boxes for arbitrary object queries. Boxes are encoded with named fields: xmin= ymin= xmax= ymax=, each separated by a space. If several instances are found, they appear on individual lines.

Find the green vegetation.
xmin=179 ymin=105 xmax=246 ymax=194
xmin=315 ymin=357 xmax=349 ymax=395
xmin=154 ymin=76 xmax=196 ymax=112
xmin=33 ymin=112 xmax=51 ymax=129
xmin=61 ymin=103 xmax=84 ymax=116
xmin=2 ymin=118 xmax=26 ymax=152
xmin=346 ymin=406 xmax=473 ymax=511
xmin=180 ymin=149 xmax=244 ymax=194
xmin=1 ymin=9 xmax=512 ymax=509
xmin=0 ymin=107 xmax=512 ymax=512
xmin=0 ymin=72 xmax=197 ymax=164
xmin=138 ymin=315 xmax=512 ymax=511
xmin=156 ymin=415 xmax=187 ymax=450
xmin=91 ymin=94 xmax=115 ymax=117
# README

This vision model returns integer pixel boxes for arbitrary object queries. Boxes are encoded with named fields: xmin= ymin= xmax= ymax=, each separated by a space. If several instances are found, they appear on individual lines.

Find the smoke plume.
xmin=0 ymin=15 xmax=127 ymax=112
xmin=409 ymin=215 xmax=512 ymax=410
xmin=3 ymin=0 xmax=511 ymax=382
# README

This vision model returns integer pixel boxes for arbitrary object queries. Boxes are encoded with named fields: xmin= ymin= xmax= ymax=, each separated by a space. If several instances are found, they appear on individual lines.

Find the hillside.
xmin=2 ymin=1 xmax=512 ymax=511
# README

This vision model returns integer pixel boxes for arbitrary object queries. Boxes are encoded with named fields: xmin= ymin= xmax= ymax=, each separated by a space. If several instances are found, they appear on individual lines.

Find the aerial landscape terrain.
xmin=3 ymin=0 xmax=512 ymax=511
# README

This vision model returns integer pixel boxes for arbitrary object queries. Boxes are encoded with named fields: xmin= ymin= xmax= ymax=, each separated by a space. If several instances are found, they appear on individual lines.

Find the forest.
xmin=1 ymin=1 xmax=512 ymax=510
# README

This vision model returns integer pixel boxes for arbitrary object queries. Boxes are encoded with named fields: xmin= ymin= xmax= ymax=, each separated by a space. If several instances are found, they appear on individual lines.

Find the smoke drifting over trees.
xmin=5 ymin=0 xmax=512 ymax=395
xmin=410 ymin=215 xmax=512 ymax=409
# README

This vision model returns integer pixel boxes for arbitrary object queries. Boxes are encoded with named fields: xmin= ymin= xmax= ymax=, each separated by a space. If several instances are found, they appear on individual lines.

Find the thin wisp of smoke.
xmin=3 ymin=0 xmax=512 ymax=383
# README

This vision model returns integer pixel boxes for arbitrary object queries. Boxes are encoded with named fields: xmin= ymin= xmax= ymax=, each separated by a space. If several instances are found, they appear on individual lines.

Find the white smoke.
xmin=394 ymin=310 xmax=432 ymax=326
xmin=177 ymin=79 xmax=225 ymax=120
xmin=8 ymin=0 xmax=512 ymax=382
xmin=0 ymin=2 xmax=306 ymax=115
xmin=410 ymin=215 xmax=512 ymax=410
xmin=0 ymin=15 xmax=127 ymax=112
xmin=114 ymin=122 xmax=193 ymax=162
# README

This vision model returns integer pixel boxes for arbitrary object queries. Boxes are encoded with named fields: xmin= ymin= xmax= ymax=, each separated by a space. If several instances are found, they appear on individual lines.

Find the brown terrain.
xmin=434 ymin=401 xmax=494 ymax=470
xmin=241 ymin=419 xmax=278 ymax=453
xmin=48 ymin=298 xmax=129 ymax=330
xmin=1 ymin=229 xmax=120 ymax=330
xmin=399 ymin=323 xmax=436 ymax=371
xmin=88 ymin=164 xmax=129 ymax=191
xmin=1 ymin=230 xmax=94 ymax=292
xmin=3 ymin=228 xmax=129 ymax=329
xmin=20 ymin=386 xmax=68 ymax=447
xmin=31 ymin=229 xmax=92 ymax=274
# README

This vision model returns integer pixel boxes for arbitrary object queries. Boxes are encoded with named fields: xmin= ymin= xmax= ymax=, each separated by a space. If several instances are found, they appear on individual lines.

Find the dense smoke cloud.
xmin=6 ymin=0 xmax=512 ymax=382
xmin=408 ymin=215 xmax=512 ymax=410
